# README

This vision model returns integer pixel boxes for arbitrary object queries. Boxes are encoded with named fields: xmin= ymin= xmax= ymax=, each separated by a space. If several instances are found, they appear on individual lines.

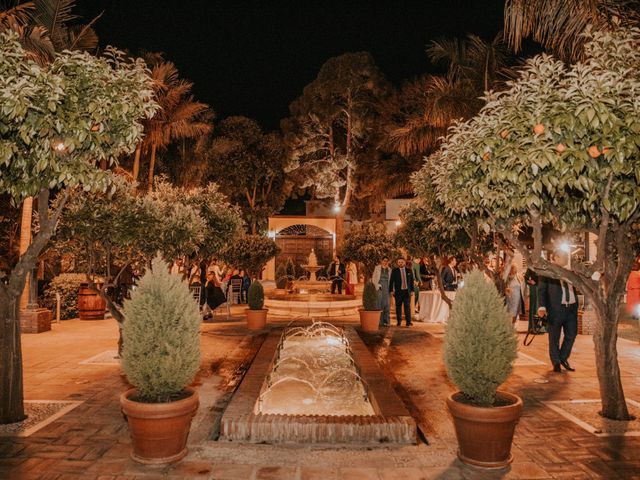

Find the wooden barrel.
xmin=77 ymin=284 xmax=106 ymax=320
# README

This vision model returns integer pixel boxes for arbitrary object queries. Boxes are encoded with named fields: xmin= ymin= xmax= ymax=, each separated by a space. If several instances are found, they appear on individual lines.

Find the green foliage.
xmin=428 ymin=27 xmax=640 ymax=232
xmin=285 ymin=258 xmax=296 ymax=278
xmin=0 ymin=31 xmax=157 ymax=204
xmin=275 ymin=264 xmax=288 ymax=289
xmin=121 ymin=255 xmax=201 ymax=402
xmin=206 ymin=116 xmax=290 ymax=233
xmin=218 ymin=234 xmax=279 ymax=278
xmin=42 ymin=273 xmax=86 ymax=319
xmin=444 ymin=269 xmax=517 ymax=406
xmin=248 ymin=280 xmax=264 ymax=310
xmin=362 ymin=281 xmax=379 ymax=311
xmin=342 ymin=222 xmax=399 ymax=278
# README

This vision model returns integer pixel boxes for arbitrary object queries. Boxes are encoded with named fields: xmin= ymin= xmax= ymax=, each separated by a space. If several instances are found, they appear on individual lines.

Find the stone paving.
xmin=1 ymin=308 xmax=640 ymax=479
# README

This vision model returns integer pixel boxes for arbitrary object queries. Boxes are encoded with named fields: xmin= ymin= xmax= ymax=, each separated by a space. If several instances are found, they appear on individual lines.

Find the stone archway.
xmin=275 ymin=224 xmax=333 ymax=278
xmin=264 ymin=216 xmax=336 ymax=281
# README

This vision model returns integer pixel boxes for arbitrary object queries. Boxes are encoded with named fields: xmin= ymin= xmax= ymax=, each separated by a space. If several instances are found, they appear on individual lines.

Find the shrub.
xmin=285 ymin=258 xmax=296 ymax=278
xmin=443 ymin=269 xmax=517 ymax=407
xmin=218 ymin=234 xmax=279 ymax=278
xmin=248 ymin=280 xmax=264 ymax=310
xmin=121 ymin=255 xmax=201 ymax=402
xmin=343 ymin=223 xmax=400 ymax=279
xmin=275 ymin=264 xmax=287 ymax=289
xmin=43 ymin=273 xmax=87 ymax=320
xmin=362 ymin=281 xmax=379 ymax=311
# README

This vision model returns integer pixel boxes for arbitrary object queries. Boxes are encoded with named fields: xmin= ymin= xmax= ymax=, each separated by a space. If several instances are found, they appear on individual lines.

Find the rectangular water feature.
xmin=220 ymin=323 xmax=417 ymax=444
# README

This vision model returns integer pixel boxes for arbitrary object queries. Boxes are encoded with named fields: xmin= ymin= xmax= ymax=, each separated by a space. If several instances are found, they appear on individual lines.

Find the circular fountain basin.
xmin=265 ymin=293 xmax=361 ymax=317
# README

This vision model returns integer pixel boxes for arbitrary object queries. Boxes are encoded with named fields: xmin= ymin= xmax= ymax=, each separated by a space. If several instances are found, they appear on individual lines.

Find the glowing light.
xmin=458 ymin=281 xmax=464 ymax=288
xmin=267 ymin=230 xmax=276 ymax=239
xmin=559 ymin=242 xmax=571 ymax=253
xmin=325 ymin=337 xmax=341 ymax=346
xmin=333 ymin=203 xmax=341 ymax=213
xmin=395 ymin=219 xmax=402 ymax=227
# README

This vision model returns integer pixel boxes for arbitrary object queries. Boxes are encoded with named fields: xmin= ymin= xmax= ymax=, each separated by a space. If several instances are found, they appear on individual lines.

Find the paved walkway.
xmin=1 ymin=309 xmax=640 ymax=479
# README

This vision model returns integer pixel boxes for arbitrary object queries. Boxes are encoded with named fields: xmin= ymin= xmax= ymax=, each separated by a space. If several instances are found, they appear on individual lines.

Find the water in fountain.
xmin=257 ymin=321 xmax=374 ymax=416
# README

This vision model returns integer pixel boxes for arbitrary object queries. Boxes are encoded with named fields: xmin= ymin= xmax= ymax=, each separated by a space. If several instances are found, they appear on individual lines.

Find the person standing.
xmin=344 ymin=260 xmax=358 ymax=296
xmin=372 ymin=256 xmax=392 ymax=326
xmin=505 ymin=264 xmax=525 ymax=324
xmin=390 ymin=257 xmax=414 ymax=327
xmin=537 ymin=251 xmax=578 ymax=373
xmin=410 ymin=257 xmax=422 ymax=313
xmin=441 ymin=256 xmax=458 ymax=291
xmin=328 ymin=256 xmax=346 ymax=294
xmin=626 ymin=260 xmax=640 ymax=317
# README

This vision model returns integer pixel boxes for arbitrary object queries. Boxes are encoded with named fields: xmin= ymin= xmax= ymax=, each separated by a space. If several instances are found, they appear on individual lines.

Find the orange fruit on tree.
xmin=533 ymin=123 xmax=545 ymax=135
xmin=500 ymin=130 xmax=509 ymax=139
xmin=556 ymin=143 xmax=567 ymax=153
xmin=588 ymin=145 xmax=601 ymax=158
xmin=482 ymin=152 xmax=490 ymax=161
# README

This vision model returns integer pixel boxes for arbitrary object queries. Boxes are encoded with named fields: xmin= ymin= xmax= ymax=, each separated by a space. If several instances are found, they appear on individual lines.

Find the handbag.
xmin=523 ymin=314 xmax=548 ymax=346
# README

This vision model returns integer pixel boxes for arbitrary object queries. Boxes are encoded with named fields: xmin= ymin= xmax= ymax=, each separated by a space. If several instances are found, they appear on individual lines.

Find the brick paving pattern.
xmin=0 ymin=309 xmax=639 ymax=479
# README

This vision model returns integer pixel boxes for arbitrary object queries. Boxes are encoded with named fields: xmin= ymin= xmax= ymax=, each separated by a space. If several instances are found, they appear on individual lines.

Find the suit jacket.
xmin=538 ymin=276 xmax=578 ymax=317
xmin=328 ymin=262 xmax=346 ymax=281
xmin=441 ymin=266 xmax=457 ymax=291
xmin=389 ymin=266 xmax=414 ymax=295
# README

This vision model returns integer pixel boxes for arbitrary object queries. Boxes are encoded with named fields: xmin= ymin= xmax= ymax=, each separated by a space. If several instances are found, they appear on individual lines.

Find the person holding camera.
xmin=537 ymin=251 xmax=578 ymax=373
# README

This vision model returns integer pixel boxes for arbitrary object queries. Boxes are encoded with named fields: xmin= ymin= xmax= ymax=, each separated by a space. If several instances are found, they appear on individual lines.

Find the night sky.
xmin=75 ymin=1 xmax=505 ymax=130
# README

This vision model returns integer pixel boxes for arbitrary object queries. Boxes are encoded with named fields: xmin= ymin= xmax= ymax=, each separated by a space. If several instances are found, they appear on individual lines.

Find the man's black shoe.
xmin=553 ymin=363 xmax=562 ymax=373
xmin=406 ymin=323 xmax=413 ymax=327
xmin=561 ymin=360 xmax=575 ymax=371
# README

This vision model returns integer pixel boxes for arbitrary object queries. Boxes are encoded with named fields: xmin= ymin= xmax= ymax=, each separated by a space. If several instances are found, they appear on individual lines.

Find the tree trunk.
xmin=18 ymin=197 xmax=33 ymax=309
xmin=0 ymin=290 xmax=26 ymax=424
xmin=132 ymin=144 xmax=141 ymax=182
xmin=147 ymin=143 xmax=157 ymax=192
xmin=335 ymin=210 xmax=345 ymax=253
xmin=591 ymin=290 xmax=631 ymax=420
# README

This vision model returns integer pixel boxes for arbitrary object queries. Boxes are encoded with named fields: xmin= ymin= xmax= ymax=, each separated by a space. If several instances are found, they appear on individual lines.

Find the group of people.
xmin=170 ymin=257 xmax=252 ymax=318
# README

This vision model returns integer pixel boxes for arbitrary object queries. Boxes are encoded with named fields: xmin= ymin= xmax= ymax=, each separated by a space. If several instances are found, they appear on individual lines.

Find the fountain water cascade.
xmin=257 ymin=322 xmax=373 ymax=416
xmin=219 ymin=320 xmax=417 ymax=444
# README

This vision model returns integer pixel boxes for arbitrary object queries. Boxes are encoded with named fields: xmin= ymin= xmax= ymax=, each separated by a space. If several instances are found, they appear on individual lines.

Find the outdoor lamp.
xmin=333 ymin=203 xmax=341 ymax=213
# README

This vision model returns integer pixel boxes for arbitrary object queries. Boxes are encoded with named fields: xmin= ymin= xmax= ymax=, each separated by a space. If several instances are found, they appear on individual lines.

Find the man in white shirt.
xmin=537 ymin=251 xmax=578 ymax=373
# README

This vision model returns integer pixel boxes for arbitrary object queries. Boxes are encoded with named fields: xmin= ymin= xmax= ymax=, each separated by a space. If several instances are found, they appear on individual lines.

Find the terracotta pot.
xmin=359 ymin=309 xmax=381 ymax=332
xmin=446 ymin=390 xmax=522 ymax=469
xmin=120 ymin=387 xmax=199 ymax=465
xmin=245 ymin=308 xmax=268 ymax=330
xmin=77 ymin=284 xmax=106 ymax=320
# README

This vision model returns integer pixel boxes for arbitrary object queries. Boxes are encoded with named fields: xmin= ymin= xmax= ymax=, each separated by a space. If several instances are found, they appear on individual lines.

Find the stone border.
xmin=78 ymin=350 xmax=120 ymax=365
xmin=264 ymin=297 xmax=361 ymax=317
xmin=543 ymin=399 xmax=640 ymax=437
xmin=0 ymin=400 xmax=83 ymax=437
xmin=219 ymin=327 xmax=417 ymax=444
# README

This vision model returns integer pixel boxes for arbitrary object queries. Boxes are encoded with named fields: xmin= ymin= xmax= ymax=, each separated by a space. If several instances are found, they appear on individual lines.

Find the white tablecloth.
xmin=416 ymin=291 xmax=456 ymax=323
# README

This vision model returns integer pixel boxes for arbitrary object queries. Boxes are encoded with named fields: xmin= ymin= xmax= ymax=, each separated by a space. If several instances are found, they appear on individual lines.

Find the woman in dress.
xmin=505 ymin=264 xmax=525 ymax=324
xmin=345 ymin=260 xmax=358 ymax=296
xmin=626 ymin=260 xmax=640 ymax=317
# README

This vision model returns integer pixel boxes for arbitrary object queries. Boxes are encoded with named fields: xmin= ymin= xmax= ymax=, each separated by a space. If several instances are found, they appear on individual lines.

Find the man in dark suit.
xmin=537 ymin=251 xmax=578 ymax=373
xmin=390 ymin=257 xmax=414 ymax=326
xmin=328 ymin=256 xmax=346 ymax=294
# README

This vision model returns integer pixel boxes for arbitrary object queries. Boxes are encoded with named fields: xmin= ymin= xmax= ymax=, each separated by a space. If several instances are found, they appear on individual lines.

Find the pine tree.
xmin=443 ymin=269 xmax=517 ymax=406
xmin=122 ymin=254 xmax=201 ymax=402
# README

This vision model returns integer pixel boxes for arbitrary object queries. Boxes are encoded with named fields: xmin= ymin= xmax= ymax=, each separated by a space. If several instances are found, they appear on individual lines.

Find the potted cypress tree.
xmin=359 ymin=281 xmax=381 ymax=332
xmin=444 ymin=269 xmax=521 ymax=469
xmin=119 ymin=255 xmax=201 ymax=464
xmin=246 ymin=280 xmax=268 ymax=330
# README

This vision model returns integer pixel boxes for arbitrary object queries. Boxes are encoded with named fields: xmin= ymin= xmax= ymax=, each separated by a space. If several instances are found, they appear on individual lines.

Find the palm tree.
xmin=385 ymin=33 xmax=514 ymax=158
xmin=504 ymin=0 xmax=640 ymax=61
xmin=130 ymin=58 xmax=212 ymax=192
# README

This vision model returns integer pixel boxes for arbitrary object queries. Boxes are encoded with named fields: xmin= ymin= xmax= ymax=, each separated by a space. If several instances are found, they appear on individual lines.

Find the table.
xmin=416 ymin=291 xmax=456 ymax=323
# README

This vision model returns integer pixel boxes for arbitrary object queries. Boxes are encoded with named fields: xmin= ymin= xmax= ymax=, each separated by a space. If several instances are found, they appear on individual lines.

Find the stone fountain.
xmin=301 ymin=248 xmax=323 ymax=282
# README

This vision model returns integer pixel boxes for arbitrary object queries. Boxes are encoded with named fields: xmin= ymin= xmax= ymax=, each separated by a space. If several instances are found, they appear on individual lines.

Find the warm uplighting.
xmin=395 ymin=219 xmax=402 ymax=227
xmin=333 ymin=203 xmax=341 ymax=213
xmin=559 ymin=242 xmax=571 ymax=253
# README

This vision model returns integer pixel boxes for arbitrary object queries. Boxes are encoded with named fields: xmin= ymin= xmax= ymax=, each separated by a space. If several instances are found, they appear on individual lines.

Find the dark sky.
xmin=75 ymin=1 xmax=505 ymax=130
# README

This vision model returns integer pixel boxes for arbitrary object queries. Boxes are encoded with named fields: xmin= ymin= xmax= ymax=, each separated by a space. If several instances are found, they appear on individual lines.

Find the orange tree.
xmin=424 ymin=27 xmax=640 ymax=420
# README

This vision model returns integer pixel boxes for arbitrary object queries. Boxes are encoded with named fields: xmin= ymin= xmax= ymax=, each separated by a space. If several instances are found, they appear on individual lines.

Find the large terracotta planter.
xmin=120 ymin=387 xmax=199 ymax=465
xmin=359 ymin=309 xmax=381 ymax=332
xmin=446 ymin=390 xmax=523 ymax=469
xmin=245 ymin=308 xmax=268 ymax=330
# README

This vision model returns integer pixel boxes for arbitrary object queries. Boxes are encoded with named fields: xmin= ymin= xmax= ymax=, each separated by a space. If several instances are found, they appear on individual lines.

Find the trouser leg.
xmin=559 ymin=305 xmax=578 ymax=361
xmin=379 ymin=291 xmax=390 ymax=325
xmin=547 ymin=316 xmax=563 ymax=364
xmin=395 ymin=294 xmax=403 ymax=325
xmin=331 ymin=281 xmax=337 ymax=294
xmin=403 ymin=293 xmax=412 ymax=324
